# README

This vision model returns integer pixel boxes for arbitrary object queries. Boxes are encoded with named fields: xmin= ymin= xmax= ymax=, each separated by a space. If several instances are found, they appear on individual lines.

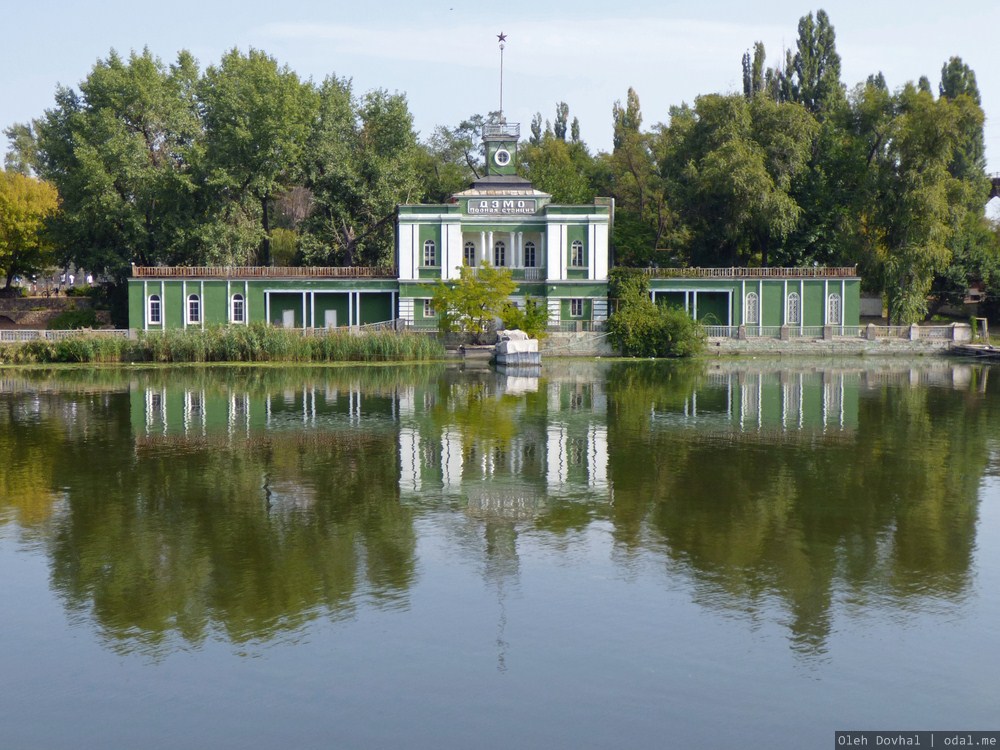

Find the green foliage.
xmin=300 ymin=80 xmax=423 ymax=267
xmin=47 ymin=308 xmax=98 ymax=330
xmin=0 ymin=324 xmax=444 ymax=364
xmin=0 ymin=170 xmax=60 ymax=289
xmin=607 ymin=271 xmax=705 ymax=357
xmin=431 ymin=261 xmax=517 ymax=342
xmin=500 ymin=296 xmax=549 ymax=340
xmin=518 ymin=134 xmax=595 ymax=204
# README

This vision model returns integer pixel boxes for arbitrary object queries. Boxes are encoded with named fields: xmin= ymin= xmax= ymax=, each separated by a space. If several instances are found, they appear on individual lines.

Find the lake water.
xmin=1 ymin=359 xmax=998 ymax=749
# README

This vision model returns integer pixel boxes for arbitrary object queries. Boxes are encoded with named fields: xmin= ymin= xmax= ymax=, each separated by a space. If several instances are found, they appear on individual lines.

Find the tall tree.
xmin=609 ymin=88 xmax=674 ymax=265
xmin=519 ymin=134 xmax=594 ymax=204
xmin=0 ymin=171 xmax=60 ymax=291
xmin=657 ymin=94 xmax=816 ymax=267
xmin=28 ymin=49 xmax=204 ymax=279
xmin=553 ymin=102 xmax=569 ymax=141
xmin=199 ymin=48 xmax=317 ymax=265
xmin=783 ymin=10 xmax=844 ymax=115
xmin=854 ymin=83 xmax=967 ymax=323
xmin=300 ymin=80 xmax=422 ymax=267
xmin=742 ymin=42 xmax=766 ymax=100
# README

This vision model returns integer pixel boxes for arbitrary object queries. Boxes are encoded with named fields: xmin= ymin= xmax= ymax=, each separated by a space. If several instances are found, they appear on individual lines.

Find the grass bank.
xmin=0 ymin=324 xmax=447 ymax=364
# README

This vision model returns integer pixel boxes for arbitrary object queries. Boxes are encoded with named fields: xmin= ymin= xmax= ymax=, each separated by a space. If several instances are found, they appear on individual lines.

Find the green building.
xmin=396 ymin=120 xmax=612 ymax=331
xmin=645 ymin=266 xmax=861 ymax=331
xmin=126 ymin=120 xmax=859 ymax=334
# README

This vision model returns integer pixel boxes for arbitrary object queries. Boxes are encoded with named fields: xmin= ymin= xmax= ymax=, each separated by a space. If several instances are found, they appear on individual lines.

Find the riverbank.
xmin=0 ymin=324 xmax=445 ymax=364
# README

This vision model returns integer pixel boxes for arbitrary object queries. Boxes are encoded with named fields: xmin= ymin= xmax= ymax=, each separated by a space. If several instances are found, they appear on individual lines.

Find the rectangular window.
xmin=570 ymin=298 xmax=584 ymax=317
xmin=524 ymin=244 xmax=536 ymax=268
xmin=423 ymin=299 xmax=436 ymax=318
xmin=231 ymin=295 xmax=245 ymax=323
xmin=188 ymin=295 xmax=201 ymax=324
xmin=423 ymin=240 xmax=437 ymax=267
xmin=570 ymin=241 xmax=586 ymax=267
xmin=148 ymin=296 xmax=161 ymax=324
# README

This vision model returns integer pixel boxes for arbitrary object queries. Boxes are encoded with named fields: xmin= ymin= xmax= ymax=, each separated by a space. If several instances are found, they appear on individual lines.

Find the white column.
xmin=226 ymin=280 xmax=231 ymax=324
xmin=589 ymin=223 xmax=597 ymax=279
xmin=182 ymin=281 xmax=187 ymax=329
xmin=200 ymin=281 xmax=205 ymax=329
xmin=265 ymin=292 xmax=271 ymax=324
xmin=301 ymin=293 xmax=307 ymax=329
xmin=143 ymin=281 xmax=148 ymax=331
xmin=487 ymin=231 xmax=494 ymax=266
xmin=479 ymin=231 xmax=487 ymax=266
xmin=397 ymin=222 xmax=415 ymax=280
xmin=244 ymin=281 xmax=249 ymax=323
xmin=310 ymin=292 xmax=316 ymax=330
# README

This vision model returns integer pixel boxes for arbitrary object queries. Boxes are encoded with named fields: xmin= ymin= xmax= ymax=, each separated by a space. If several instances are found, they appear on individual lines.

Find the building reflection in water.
xmin=10 ymin=359 xmax=986 ymax=657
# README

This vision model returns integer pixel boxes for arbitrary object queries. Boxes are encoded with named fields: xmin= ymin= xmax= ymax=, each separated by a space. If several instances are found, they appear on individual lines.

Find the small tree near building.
xmin=431 ymin=261 xmax=517 ymax=342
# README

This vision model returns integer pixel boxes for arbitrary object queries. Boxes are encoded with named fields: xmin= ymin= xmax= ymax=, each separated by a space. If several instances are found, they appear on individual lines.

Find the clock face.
xmin=494 ymin=147 xmax=511 ymax=167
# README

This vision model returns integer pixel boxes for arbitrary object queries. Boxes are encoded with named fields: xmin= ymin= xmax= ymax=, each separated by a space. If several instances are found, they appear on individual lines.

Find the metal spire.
xmin=497 ymin=32 xmax=507 ymax=122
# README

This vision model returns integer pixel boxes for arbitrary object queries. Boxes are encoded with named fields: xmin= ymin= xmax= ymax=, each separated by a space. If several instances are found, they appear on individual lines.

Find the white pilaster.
xmin=397 ymin=222 xmax=416 ymax=280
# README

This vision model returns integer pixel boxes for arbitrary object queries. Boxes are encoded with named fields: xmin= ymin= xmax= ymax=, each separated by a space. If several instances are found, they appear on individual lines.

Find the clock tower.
xmin=483 ymin=121 xmax=520 ymax=177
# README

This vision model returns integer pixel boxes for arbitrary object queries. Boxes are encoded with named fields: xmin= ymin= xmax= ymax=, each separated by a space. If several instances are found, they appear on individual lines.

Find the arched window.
xmin=231 ymin=294 xmax=245 ymax=324
xmin=524 ymin=241 xmax=536 ymax=268
xmin=745 ymin=292 xmax=760 ymax=325
xmin=187 ymin=294 xmax=201 ymax=324
xmin=786 ymin=292 xmax=801 ymax=325
xmin=570 ymin=240 xmax=585 ymax=267
xmin=148 ymin=294 xmax=161 ymax=325
xmin=464 ymin=241 xmax=476 ymax=267
xmin=827 ymin=293 xmax=842 ymax=325
xmin=494 ymin=240 xmax=506 ymax=267
xmin=423 ymin=239 xmax=437 ymax=266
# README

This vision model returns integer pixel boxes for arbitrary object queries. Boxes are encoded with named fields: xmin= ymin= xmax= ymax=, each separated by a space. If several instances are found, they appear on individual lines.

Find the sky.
xmin=3 ymin=1 xmax=1000 ymax=173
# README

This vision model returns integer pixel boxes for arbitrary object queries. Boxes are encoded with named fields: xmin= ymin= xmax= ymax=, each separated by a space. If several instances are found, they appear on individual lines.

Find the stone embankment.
xmin=0 ymin=296 xmax=103 ymax=328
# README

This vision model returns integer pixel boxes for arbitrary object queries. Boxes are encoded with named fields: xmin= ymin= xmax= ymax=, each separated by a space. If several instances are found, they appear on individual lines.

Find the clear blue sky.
xmin=3 ymin=1 xmax=998 ymax=170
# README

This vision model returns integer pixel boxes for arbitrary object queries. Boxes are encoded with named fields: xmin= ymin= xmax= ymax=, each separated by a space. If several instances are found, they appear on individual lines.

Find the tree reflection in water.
xmin=0 ymin=360 xmax=992 ymax=657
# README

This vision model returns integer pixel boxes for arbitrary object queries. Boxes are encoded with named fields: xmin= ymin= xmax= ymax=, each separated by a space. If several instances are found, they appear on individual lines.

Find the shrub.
xmin=607 ymin=272 xmax=705 ymax=357
xmin=501 ymin=296 xmax=549 ymax=340
xmin=47 ymin=308 xmax=99 ymax=329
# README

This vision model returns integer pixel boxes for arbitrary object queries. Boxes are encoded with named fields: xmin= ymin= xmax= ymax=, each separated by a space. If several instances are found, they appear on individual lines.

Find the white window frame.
xmin=187 ymin=294 xmax=201 ymax=324
xmin=494 ymin=241 xmax=506 ymax=267
xmin=570 ymin=240 xmax=585 ymax=267
xmin=827 ymin=293 xmax=842 ymax=325
xmin=745 ymin=292 xmax=760 ymax=325
xmin=464 ymin=241 xmax=476 ymax=267
xmin=231 ymin=293 xmax=245 ymax=324
xmin=148 ymin=294 xmax=161 ymax=325
xmin=786 ymin=292 xmax=800 ymax=325
xmin=423 ymin=239 xmax=437 ymax=267
xmin=570 ymin=298 xmax=584 ymax=318
xmin=423 ymin=299 xmax=436 ymax=318
xmin=524 ymin=241 xmax=536 ymax=268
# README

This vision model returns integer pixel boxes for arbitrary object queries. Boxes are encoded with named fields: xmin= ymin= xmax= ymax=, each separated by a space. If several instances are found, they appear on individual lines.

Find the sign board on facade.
xmin=467 ymin=199 xmax=537 ymax=215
